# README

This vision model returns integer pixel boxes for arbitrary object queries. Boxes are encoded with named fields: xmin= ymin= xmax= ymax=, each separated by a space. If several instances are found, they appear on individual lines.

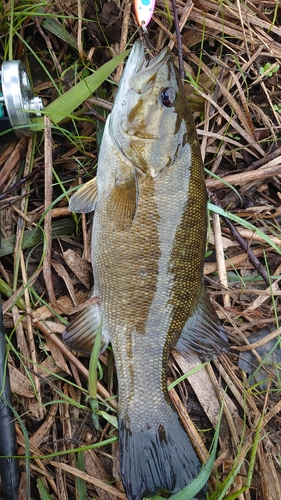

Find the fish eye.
xmin=160 ymin=87 xmax=177 ymax=107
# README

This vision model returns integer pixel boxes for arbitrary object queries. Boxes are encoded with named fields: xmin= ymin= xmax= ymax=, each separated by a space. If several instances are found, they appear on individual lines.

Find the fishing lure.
xmin=135 ymin=0 xmax=156 ymax=31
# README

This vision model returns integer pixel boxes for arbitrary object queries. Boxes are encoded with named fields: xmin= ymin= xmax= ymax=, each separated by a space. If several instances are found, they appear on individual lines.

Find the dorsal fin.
xmin=174 ymin=284 xmax=229 ymax=360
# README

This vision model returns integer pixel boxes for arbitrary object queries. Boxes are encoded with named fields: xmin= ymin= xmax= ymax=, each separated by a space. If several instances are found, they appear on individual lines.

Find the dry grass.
xmin=0 ymin=0 xmax=281 ymax=499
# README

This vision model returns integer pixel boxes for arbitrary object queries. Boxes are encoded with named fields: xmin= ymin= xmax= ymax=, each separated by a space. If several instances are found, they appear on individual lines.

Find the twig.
xmin=246 ymin=144 xmax=281 ymax=171
xmin=20 ymin=254 xmax=44 ymax=420
xmin=170 ymin=0 xmax=184 ymax=79
xmin=208 ymin=190 xmax=271 ymax=286
xmin=0 ymin=138 xmax=27 ymax=191
xmin=221 ymin=228 xmax=281 ymax=249
xmin=43 ymin=117 xmax=58 ymax=307
xmin=115 ymin=0 xmax=132 ymax=83
xmin=204 ymin=247 xmax=264 ymax=276
xmin=48 ymin=460 xmax=126 ymax=499
xmin=0 ymin=143 xmax=65 ymax=202
xmin=35 ymin=320 xmax=117 ymax=410
xmin=212 ymin=213 xmax=231 ymax=308
xmin=232 ymin=326 xmax=281 ymax=352
xmin=84 ymin=101 xmax=107 ymax=123
xmin=168 ymin=0 xmax=193 ymax=51
xmin=34 ymin=17 xmax=63 ymax=75
xmin=77 ymin=0 xmax=87 ymax=62
xmin=242 ymin=263 xmax=281 ymax=314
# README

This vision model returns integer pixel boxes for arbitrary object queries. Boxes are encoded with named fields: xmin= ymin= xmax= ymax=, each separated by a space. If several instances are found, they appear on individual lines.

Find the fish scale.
xmin=64 ymin=39 xmax=229 ymax=500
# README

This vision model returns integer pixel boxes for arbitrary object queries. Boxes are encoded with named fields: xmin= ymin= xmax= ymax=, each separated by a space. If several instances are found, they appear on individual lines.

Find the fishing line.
xmin=134 ymin=0 xmax=185 ymax=80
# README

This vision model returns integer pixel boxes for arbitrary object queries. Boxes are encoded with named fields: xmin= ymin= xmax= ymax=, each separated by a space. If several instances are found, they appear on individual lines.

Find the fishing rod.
xmin=0 ymin=294 xmax=20 ymax=500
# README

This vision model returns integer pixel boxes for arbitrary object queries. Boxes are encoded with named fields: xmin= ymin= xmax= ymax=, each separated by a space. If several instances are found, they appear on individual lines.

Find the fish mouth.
xmin=123 ymin=39 xmax=171 ymax=87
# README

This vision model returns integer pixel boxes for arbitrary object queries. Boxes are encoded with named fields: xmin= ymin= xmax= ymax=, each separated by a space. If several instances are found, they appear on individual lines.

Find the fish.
xmin=63 ymin=39 xmax=228 ymax=500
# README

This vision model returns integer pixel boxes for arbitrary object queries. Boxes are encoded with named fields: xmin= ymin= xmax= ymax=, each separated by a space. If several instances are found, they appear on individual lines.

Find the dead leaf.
xmin=63 ymin=248 xmax=92 ymax=289
xmin=45 ymin=336 xmax=71 ymax=376
xmin=9 ymin=363 xmax=34 ymax=398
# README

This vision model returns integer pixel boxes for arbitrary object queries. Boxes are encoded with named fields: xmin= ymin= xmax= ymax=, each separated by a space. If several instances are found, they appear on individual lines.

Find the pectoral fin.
xmin=63 ymin=300 xmax=109 ymax=354
xmin=175 ymin=284 xmax=229 ymax=360
xmin=108 ymin=173 xmax=138 ymax=230
xmin=69 ymin=177 xmax=97 ymax=213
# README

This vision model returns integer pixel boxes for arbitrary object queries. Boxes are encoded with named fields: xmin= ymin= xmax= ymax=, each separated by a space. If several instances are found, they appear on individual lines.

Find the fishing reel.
xmin=0 ymin=60 xmax=43 ymax=137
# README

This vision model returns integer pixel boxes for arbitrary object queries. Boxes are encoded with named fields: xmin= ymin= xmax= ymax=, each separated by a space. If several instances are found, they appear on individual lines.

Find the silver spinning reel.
xmin=0 ymin=60 xmax=43 ymax=137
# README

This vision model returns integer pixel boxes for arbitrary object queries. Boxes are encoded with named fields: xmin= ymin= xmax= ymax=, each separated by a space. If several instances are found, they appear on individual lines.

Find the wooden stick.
xmin=212 ymin=213 xmax=231 ymax=308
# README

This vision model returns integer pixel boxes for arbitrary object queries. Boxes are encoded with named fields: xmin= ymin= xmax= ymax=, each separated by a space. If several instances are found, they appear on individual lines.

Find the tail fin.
xmin=119 ymin=410 xmax=207 ymax=500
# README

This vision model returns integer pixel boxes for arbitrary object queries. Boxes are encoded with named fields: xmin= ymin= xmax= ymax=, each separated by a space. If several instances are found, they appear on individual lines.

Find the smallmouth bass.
xmin=64 ymin=39 xmax=228 ymax=500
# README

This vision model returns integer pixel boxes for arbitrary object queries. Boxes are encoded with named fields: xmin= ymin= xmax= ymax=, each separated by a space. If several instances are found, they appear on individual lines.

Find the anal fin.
xmin=175 ymin=284 xmax=229 ymax=360
xmin=63 ymin=300 xmax=109 ymax=354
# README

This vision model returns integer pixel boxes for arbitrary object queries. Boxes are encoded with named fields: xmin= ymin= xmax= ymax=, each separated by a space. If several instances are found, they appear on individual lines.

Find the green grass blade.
xmin=0 ymin=436 xmax=118 ymax=461
xmin=221 ymin=415 xmax=263 ymax=500
xmin=88 ymin=320 xmax=102 ymax=399
xmin=168 ymin=361 xmax=209 ymax=391
xmin=97 ymin=410 xmax=118 ymax=428
xmin=37 ymin=478 xmax=53 ymax=500
xmin=35 ymin=49 xmax=130 ymax=126
xmin=88 ymin=320 xmax=102 ymax=428
xmin=208 ymin=202 xmax=281 ymax=254
xmin=75 ymin=451 xmax=87 ymax=500
xmin=223 ymin=486 xmax=248 ymax=500
xmin=41 ymin=17 xmax=78 ymax=49
xmin=0 ymin=218 xmax=76 ymax=258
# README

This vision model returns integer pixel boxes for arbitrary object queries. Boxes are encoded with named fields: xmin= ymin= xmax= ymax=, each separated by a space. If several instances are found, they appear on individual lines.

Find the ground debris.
xmin=0 ymin=0 xmax=280 ymax=498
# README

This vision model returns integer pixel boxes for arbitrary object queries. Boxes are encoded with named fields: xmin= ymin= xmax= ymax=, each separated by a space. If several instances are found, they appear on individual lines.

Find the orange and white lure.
xmin=135 ymin=0 xmax=156 ymax=32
